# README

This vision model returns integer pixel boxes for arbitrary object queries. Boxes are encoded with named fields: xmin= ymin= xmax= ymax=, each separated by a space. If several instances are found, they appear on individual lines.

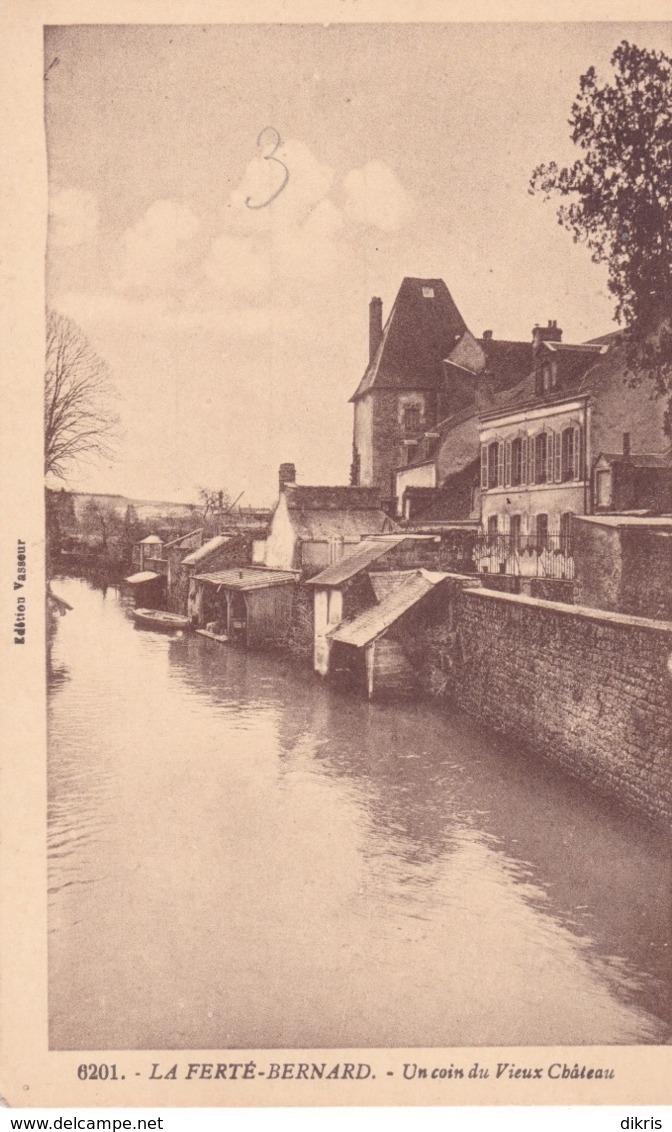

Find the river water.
xmin=48 ymin=576 xmax=671 ymax=1050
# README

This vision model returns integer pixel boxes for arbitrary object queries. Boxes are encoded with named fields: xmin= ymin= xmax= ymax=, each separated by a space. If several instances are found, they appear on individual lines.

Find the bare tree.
xmin=45 ymin=310 xmax=119 ymax=480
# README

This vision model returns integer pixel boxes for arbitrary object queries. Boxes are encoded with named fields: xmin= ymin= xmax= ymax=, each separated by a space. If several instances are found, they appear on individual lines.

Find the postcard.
xmin=1 ymin=0 xmax=671 ymax=1110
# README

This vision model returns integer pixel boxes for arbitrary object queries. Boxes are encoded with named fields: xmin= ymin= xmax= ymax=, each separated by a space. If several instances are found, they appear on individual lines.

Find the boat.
xmin=132 ymin=608 xmax=191 ymax=631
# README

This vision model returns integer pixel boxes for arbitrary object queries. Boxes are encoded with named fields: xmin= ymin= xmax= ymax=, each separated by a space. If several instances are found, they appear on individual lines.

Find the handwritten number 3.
xmin=245 ymin=127 xmax=289 ymax=210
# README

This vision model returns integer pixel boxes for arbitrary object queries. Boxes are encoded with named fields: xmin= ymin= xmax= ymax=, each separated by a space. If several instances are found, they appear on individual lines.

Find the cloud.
xmin=113 ymin=200 xmax=201 ymax=294
xmin=202 ymin=232 xmax=272 ymax=298
xmin=204 ymin=140 xmax=344 ymax=297
xmin=343 ymin=161 xmax=415 ymax=231
xmin=225 ymin=138 xmax=335 ymax=235
xmin=48 ymin=188 xmax=98 ymax=248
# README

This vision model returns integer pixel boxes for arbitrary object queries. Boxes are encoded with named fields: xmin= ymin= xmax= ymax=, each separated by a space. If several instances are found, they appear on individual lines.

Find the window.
xmin=511 ymin=438 xmax=523 ymax=485
xmin=560 ymin=512 xmax=574 ymax=555
xmin=487 ymin=442 xmax=500 ymax=488
xmin=534 ymin=433 xmax=547 ymax=483
xmin=596 ymin=468 xmax=612 ymax=508
xmin=535 ymin=513 xmax=549 ymax=550
xmin=487 ymin=514 xmax=498 ymax=545
xmin=561 ymin=426 xmax=581 ymax=481
xmin=403 ymin=405 xmax=421 ymax=434
xmin=422 ymin=286 xmax=435 ymax=298
xmin=510 ymin=514 xmax=522 ymax=552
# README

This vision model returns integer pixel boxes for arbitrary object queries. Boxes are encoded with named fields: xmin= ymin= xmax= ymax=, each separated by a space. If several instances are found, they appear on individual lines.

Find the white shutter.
xmin=504 ymin=440 xmax=511 ymax=486
xmin=529 ymin=435 xmax=536 ymax=484
xmin=546 ymin=431 xmax=555 ymax=483
xmin=554 ymin=430 xmax=562 ymax=482
xmin=480 ymin=445 xmax=488 ymax=489
xmin=497 ymin=442 xmax=504 ymax=487
xmin=521 ymin=436 xmax=528 ymax=484
xmin=573 ymin=426 xmax=581 ymax=480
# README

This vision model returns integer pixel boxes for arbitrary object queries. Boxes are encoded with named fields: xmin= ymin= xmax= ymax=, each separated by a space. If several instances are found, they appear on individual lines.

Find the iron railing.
xmin=475 ymin=532 xmax=575 ymax=579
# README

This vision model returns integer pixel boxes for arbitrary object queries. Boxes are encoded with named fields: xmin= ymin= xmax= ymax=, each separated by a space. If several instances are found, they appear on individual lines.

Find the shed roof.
xmin=304 ymin=535 xmax=410 ymax=586
xmin=138 ymin=535 xmax=162 ymax=545
xmin=181 ymin=534 xmax=233 ymax=565
xmin=329 ymin=569 xmax=448 ymax=648
xmin=124 ymin=570 xmax=161 ymax=584
xmin=193 ymin=567 xmax=297 ymax=590
xmin=369 ymin=570 xmax=417 ymax=601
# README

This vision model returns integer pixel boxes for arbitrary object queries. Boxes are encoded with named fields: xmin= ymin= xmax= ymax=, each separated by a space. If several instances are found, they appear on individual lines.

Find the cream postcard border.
xmin=0 ymin=0 xmax=670 ymax=1108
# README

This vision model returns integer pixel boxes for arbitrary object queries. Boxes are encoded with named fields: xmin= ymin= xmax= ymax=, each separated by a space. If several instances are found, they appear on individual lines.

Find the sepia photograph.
xmin=2 ymin=1 xmax=672 ymax=1111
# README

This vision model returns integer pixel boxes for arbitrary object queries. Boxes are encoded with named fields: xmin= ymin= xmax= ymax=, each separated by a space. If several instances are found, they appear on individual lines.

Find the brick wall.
xmin=451 ymin=589 xmax=672 ymax=823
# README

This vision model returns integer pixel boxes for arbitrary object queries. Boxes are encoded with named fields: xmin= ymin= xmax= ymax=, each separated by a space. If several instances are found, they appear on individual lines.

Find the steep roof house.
xmin=263 ymin=464 xmax=397 ymax=575
xmin=350 ymin=278 xmax=468 ymax=500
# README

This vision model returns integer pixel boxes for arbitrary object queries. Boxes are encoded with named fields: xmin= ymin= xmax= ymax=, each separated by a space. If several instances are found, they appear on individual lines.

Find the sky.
xmin=44 ymin=20 xmax=672 ymax=505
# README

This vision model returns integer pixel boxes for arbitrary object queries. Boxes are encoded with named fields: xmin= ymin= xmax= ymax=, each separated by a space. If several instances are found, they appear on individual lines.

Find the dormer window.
xmin=403 ymin=405 xmax=421 ymax=433
xmin=422 ymin=286 xmax=435 ymax=298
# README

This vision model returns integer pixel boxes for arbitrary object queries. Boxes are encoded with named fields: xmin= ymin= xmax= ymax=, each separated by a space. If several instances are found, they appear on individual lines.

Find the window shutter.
xmin=480 ymin=445 xmax=488 ymax=489
xmin=573 ymin=426 xmax=581 ymax=480
xmin=529 ymin=435 xmax=536 ymax=484
xmin=497 ymin=442 xmax=504 ymax=487
xmin=521 ymin=436 xmax=528 ymax=484
xmin=554 ymin=430 xmax=562 ymax=482
xmin=546 ymin=431 xmax=555 ymax=483
xmin=504 ymin=440 xmax=511 ymax=486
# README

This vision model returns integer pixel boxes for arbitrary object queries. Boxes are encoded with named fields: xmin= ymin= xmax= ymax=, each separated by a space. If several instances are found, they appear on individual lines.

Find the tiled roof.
xmin=181 ymin=534 xmax=233 ymax=565
xmin=285 ymin=485 xmax=383 ymax=511
xmin=329 ymin=569 xmax=448 ymax=647
xmin=193 ymin=567 xmax=297 ymax=590
xmin=369 ymin=570 xmax=416 ymax=601
xmin=350 ymin=278 xmax=467 ymax=401
xmin=304 ymin=536 xmax=410 ymax=586
xmin=292 ymin=510 xmax=396 ymax=541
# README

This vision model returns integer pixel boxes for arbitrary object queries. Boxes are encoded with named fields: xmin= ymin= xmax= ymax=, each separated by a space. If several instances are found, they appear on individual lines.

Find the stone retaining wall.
xmin=452 ymin=588 xmax=672 ymax=823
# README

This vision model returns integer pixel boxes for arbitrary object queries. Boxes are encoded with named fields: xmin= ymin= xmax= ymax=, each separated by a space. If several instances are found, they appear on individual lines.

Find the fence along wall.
xmin=453 ymin=588 xmax=672 ymax=823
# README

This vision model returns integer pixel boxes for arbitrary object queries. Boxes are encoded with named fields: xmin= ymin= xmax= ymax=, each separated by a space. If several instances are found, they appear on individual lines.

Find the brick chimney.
xmin=532 ymin=319 xmax=563 ymax=354
xmin=369 ymin=297 xmax=383 ymax=363
xmin=482 ymin=330 xmax=493 ymax=341
xmin=622 ymin=432 xmax=631 ymax=460
xmin=278 ymin=463 xmax=296 ymax=493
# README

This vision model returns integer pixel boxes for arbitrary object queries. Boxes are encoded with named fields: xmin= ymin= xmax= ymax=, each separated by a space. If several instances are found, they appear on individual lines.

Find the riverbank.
xmin=48 ymin=577 xmax=672 ymax=1049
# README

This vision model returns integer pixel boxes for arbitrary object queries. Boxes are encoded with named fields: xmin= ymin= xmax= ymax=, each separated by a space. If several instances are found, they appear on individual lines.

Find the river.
xmin=48 ymin=576 xmax=671 ymax=1050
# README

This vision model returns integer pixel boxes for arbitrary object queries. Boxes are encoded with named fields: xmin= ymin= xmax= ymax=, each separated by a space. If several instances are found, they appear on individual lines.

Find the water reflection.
xmin=48 ymin=578 xmax=672 ymax=1050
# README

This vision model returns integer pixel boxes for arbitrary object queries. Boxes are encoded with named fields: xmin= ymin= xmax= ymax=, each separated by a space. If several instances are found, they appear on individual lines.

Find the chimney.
xmin=369 ymin=297 xmax=383 ymax=363
xmin=482 ymin=330 xmax=493 ymax=341
xmin=532 ymin=319 xmax=563 ymax=353
xmin=278 ymin=463 xmax=296 ymax=493
xmin=623 ymin=432 xmax=631 ymax=460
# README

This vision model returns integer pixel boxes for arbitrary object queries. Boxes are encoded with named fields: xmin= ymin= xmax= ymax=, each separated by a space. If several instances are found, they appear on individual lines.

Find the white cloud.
xmin=113 ymin=200 xmax=201 ymax=294
xmin=225 ymin=138 xmax=335 ymax=235
xmin=202 ymin=232 xmax=272 ymax=298
xmin=343 ymin=161 xmax=414 ymax=232
xmin=48 ymin=188 xmax=98 ymax=248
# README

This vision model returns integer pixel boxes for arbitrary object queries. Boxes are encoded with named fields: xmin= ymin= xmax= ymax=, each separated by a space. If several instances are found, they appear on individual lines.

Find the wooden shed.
xmin=190 ymin=567 xmax=297 ymax=648
xmin=328 ymin=569 xmax=449 ymax=699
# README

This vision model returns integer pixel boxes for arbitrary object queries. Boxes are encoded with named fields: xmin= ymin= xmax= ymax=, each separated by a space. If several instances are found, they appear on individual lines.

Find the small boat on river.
xmin=132 ymin=608 xmax=191 ymax=632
